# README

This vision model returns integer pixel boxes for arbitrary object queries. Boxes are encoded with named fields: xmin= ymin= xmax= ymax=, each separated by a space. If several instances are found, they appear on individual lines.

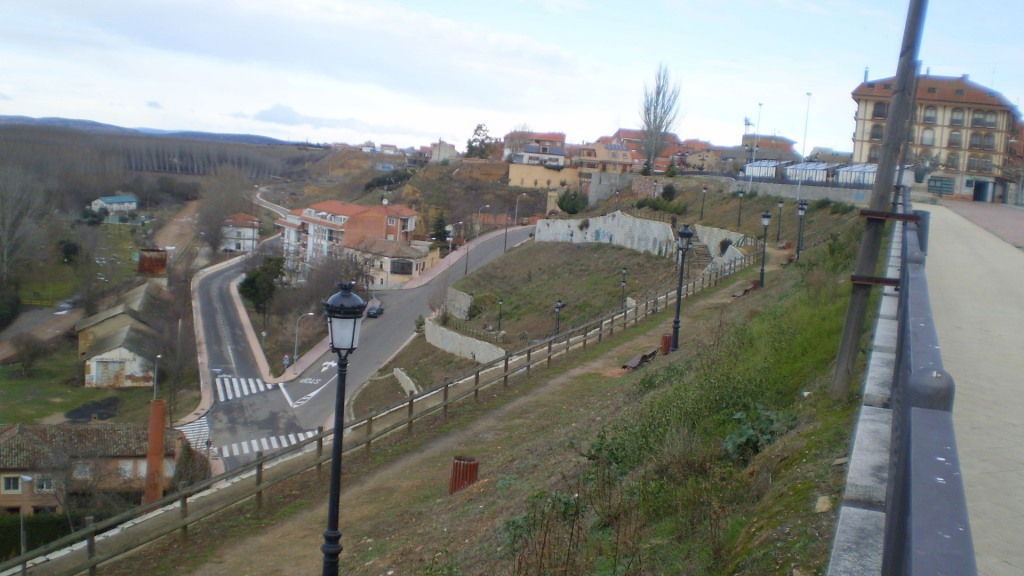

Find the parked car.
xmin=366 ymin=305 xmax=384 ymax=318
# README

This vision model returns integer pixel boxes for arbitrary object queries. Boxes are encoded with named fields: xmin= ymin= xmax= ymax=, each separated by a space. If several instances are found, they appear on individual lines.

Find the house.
xmin=852 ymin=73 xmax=1021 ymax=201
xmin=599 ymin=128 xmax=684 ymax=173
xmin=429 ymin=140 xmax=458 ymax=163
xmin=740 ymin=134 xmax=799 ymax=163
xmin=90 ymin=194 xmax=138 ymax=213
xmin=276 ymin=200 xmax=428 ymax=286
xmin=75 ymin=282 xmax=170 ymax=388
xmin=0 ymin=423 xmax=182 ymax=516
xmin=502 ymin=131 xmax=567 ymax=167
xmin=220 ymin=212 xmax=260 ymax=253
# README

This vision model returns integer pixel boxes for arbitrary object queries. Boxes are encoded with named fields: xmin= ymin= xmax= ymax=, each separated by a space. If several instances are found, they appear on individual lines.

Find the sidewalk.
xmin=924 ymin=201 xmax=1024 ymax=575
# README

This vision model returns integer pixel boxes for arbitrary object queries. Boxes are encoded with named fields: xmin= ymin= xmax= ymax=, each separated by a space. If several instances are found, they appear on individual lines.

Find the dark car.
xmin=366 ymin=305 xmax=384 ymax=318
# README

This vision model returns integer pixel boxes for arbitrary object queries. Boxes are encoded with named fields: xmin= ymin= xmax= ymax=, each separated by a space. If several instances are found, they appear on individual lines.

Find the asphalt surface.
xmin=924 ymin=200 xmax=1024 ymax=575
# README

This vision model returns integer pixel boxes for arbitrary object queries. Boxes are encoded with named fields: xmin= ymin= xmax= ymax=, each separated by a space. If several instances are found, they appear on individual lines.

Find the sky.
xmin=1 ymin=0 xmax=1022 ymax=154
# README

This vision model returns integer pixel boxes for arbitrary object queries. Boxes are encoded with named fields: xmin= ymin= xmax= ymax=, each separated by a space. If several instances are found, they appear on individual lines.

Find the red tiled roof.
xmin=223 ymin=212 xmax=259 ymax=227
xmin=853 ymin=74 xmax=1016 ymax=111
xmin=503 ymin=131 xmax=566 ymax=143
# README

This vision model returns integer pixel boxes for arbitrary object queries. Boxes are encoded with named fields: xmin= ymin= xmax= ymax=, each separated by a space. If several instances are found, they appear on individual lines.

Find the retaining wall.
xmin=425 ymin=316 xmax=506 ymax=364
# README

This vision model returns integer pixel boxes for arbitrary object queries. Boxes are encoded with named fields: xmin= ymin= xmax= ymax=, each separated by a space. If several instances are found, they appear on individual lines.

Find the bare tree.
xmin=639 ymin=64 xmax=681 ymax=172
xmin=196 ymin=164 xmax=251 ymax=251
xmin=0 ymin=165 xmax=45 ymax=289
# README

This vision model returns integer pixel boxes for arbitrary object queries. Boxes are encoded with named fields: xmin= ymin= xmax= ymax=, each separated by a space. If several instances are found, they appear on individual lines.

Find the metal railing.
xmin=882 ymin=195 xmax=975 ymax=574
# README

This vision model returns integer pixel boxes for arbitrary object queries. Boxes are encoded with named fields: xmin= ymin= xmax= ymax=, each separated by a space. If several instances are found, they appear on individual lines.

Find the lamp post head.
xmin=677 ymin=223 xmax=694 ymax=250
xmin=761 ymin=211 xmax=772 ymax=227
xmin=702 ymin=186 xmax=707 ymax=194
xmin=738 ymin=190 xmax=744 ymax=198
xmin=323 ymin=282 xmax=367 ymax=353
xmin=498 ymin=298 xmax=503 ymax=306
xmin=777 ymin=200 xmax=784 ymax=209
xmin=798 ymin=200 xmax=808 ymax=216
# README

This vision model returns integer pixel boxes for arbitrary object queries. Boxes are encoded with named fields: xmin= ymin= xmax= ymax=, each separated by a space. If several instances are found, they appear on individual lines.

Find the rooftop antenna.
xmin=864 ymin=66 xmax=869 ymax=82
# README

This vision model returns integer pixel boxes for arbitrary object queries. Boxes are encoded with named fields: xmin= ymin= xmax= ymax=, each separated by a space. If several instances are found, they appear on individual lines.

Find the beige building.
xmin=852 ymin=74 xmax=1020 ymax=201
xmin=508 ymin=163 xmax=580 ymax=191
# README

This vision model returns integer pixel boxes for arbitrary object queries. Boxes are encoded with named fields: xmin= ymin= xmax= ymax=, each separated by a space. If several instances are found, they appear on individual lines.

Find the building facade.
xmin=852 ymin=74 xmax=1021 ymax=201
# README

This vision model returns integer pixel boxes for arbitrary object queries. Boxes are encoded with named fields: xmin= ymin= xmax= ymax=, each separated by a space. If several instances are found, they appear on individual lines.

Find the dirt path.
xmin=180 ymin=274 xmax=762 ymax=575
xmin=154 ymin=200 xmax=200 ymax=252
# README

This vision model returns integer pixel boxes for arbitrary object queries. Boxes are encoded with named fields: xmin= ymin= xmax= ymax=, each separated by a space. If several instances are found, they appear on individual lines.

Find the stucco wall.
xmin=587 ymin=172 xmax=633 ymax=205
xmin=425 ymin=317 xmax=506 ymax=364
xmin=535 ymin=211 xmax=676 ymax=258
xmin=730 ymin=180 xmax=871 ymax=205
xmin=85 ymin=347 xmax=151 ymax=388
xmin=509 ymin=164 xmax=580 ymax=190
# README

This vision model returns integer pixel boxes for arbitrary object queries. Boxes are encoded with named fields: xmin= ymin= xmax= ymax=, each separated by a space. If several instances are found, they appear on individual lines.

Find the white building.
xmin=220 ymin=213 xmax=260 ymax=253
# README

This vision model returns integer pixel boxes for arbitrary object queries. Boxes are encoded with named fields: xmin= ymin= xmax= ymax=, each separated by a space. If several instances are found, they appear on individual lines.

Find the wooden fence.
xmin=0 ymin=252 xmax=760 ymax=576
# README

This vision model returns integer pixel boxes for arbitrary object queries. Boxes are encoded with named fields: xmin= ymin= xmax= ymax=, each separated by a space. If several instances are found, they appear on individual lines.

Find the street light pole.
xmin=467 ymin=206 xmax=490 ymax=275
xmin=152 ymin=354 xmax=162 ymax=401
xmin=736 ymin=190 xmax=744 ymax=229
xmin=19 ymin=474 xmax=32 ymax=576
xmin=775 ymin=200 xmax=784 ymax=243
xmin=497 ymin=298 xmax=503 ymax=332
xmin=505 ymin=192 xmax=527 ymax=252
xmin=796 ymin=200 xmax=807 ymax=261
xmin=321 ymin=283 xmax=366 ymax=576
xmin=760 ymin=211 xmax=771 ymax=287
xmin=700 ymin=186 xmax=707 ymax=220
xmin=553 ymin=298 xmax=564 ymax=335
xmin=293 ymin=311 xmax=315 ymax=367
xmin=671 ymin=225 xmax=694 ymax=352
xmin=620 ymin=267 xmax=628 ymax=311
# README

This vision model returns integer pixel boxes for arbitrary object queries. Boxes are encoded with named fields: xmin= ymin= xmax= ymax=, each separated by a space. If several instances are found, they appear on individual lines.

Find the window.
xmin=951 ymin=108 xmax=964 ymax=126
xmin=923 ymin=106 xmax=937 ymax=123
xmin=946 ymin=153 xmax=960 ymax=170
xmin=969 ymin=133 xmax=981 ymax=149
xmin=119 ymin=460 xmax=134 ymax=478
xmin=948 ymin=131 xmax=962 ymax=148
xmin=955 ymin=89 xmax=965 ymax=96
xmin=927 ymin=87 xmax=937 ymax=94
xmin=870 ymin=124 xmax=884 ymax=141
xmin=872 ymin=102 xmax=888 ymax=119
xmin=73 ymin=462 xmax=92 ymax=480
xmin=387 ymin=217 xmax=396 ymax=226
xmin=972 ymin=110 xmax=986 ymax=127
xmin=921 ymin=128 xmax=935 ymax=146
xmin=985 ymin=111 xmax=997 ymax=128
xmin=868 ymin=145 xmax=881 ymax=163
xmin=2 ymin=475 xmax=22 ymax=493
xmin=983 ymin=133 xmax=995 ymax=150
xmin=35 ymin=476 xmax=54 ymax=493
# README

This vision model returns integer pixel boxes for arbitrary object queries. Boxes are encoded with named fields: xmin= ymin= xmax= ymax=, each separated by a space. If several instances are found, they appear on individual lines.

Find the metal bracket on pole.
xmin=850 ymin=275 xmax=900 ymax=287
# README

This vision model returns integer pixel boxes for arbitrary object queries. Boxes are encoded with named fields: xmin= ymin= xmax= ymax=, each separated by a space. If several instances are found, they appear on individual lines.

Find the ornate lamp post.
xmin=321 ymin=282 xmax=367 ymax=576
xmin=797 ymin=200 xmax=808 ymax=261
xmin=775 ymin=200 xmax=784 ymax=243
xmin=700 ymin=185 xmax=707 ymax=220
xmin=553 ymin=298 xmax=565 ymax=335
xmin=620 ymin=267 xmax=628 ymax=310
xmin=760 ymin=210 xmax=771 ymax=287
xmin=671 ymin=224 xmax=694 ymax=352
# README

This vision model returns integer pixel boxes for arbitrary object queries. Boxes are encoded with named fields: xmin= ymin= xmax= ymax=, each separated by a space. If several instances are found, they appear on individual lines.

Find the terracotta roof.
xmin=0 ymin=423 xmax=178 ymax=470
xmin=503 ymin=131 xmax=566 ymax=143
xmin=853 ymin=74 xmax=1017 ymax=111
xmin=348 ymin=237 xmax=427 ymax=259
xmin=223 ymin=212 xmax=259 ymax=227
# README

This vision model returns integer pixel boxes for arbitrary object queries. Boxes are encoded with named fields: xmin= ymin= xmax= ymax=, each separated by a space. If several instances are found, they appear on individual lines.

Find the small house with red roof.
xmin=220 ymin=212 xmax=261 ymax=253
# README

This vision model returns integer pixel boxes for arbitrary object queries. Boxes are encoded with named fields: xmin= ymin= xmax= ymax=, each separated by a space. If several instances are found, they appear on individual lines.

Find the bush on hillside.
xmin=0 ymin=290 xmax=20 ymax=330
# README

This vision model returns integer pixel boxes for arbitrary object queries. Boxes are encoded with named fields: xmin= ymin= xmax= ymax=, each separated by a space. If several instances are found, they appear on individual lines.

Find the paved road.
xmin=924 ymin=200 xmax=1024 ymax=576
xmin=185 ymin=218 xmax=534 ymax=471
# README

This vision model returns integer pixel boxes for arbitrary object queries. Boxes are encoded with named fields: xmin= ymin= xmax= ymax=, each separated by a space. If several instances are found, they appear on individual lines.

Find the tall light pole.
xmin=775 ymin=200 xmax=784 ymax=243
xmin=620 ymin=266 xmax=628 ymax=311
xmin=293 ymin=311 xmax=315 ymax=366
xmin=19 ymin=474 xmax=32 ymax=576
xmin=497 ymin=298 xmax=503 ymax=332
xmin=700 ymin=185 xmax=707 ymax=220
xmin=796 ymin=200 xmax=808 ymax=261
xmin=736 ymin=190 xmax=744 ymax=229
xmin=671 ymin=224 xmax=694 ymax=352
xmin=801 ymin=91 xmax=812 ymax=160
xmin=504 ymin=192 xmax=527 ymax=252
xmin=466 ymin=205 xmax=489 ymax=275
xmin=152 ymin=354 xmax=162 ymax=401
xmin=747 ymin=102 xmax=763 ymax=197
xmin=321 ymin=282 xmax=367 ymax=576
xmin=760 ymin=210 xmax=771 ymax=287
xmin=553 ymin=298 xmax=564 ymax=335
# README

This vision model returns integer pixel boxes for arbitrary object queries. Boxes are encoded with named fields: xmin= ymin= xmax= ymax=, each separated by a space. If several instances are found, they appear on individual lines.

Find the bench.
xmin=623 ymin=348 xmax=659 ymax=370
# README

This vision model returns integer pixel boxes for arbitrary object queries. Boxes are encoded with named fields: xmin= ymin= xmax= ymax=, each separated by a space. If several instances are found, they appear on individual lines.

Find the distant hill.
xmin=0 ymin=115 xmax=296 ymax=146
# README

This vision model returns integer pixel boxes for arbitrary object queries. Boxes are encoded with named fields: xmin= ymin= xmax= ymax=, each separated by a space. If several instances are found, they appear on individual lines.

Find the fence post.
xmin=255 ymin=451 xmax=264 ymax=511
xmin=366 ymin=412 xmax=374 ymax=457
xmin=86 ymin=516 xmax=96 ymax=576
xmin=547 ymin=340 xmax=553 ymax=367
xmin=582 ymin=326 xmax=588 ymax=350
xmin=564 ymin=332 xmax=571 ymax=354
xmin=316 ymin=426 xmax=324 ymax=476
xmin=503 ymin=353 xmax=510 ymax=387
xmin=598 ymin=319 xmax=604 ymax=343
xmin=179 ymin=493 xmax=189 ymax=541
xmin=526 ymin=348 xmax=532 ymax=374
xmin=443 ymin=382 xmax=450 ymax=420
xmin=609 ymin=314 xmax=615 ymax=336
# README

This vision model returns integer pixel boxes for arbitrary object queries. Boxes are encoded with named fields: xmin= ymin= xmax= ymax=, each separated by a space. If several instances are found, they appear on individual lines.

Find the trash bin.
xmin=661 ymin=333 xmax=672 ymax=355
xmin=449 ymin=455 xmax=479 ymax=495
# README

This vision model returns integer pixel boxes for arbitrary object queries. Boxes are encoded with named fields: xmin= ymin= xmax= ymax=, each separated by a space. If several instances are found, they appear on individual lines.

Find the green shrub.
xmin=0 ymin=290 xmax=20 ymax=330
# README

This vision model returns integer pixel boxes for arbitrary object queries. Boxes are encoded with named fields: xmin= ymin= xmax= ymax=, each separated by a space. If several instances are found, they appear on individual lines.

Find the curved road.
xmin=182 ymin=207 xmax=534 ymax=471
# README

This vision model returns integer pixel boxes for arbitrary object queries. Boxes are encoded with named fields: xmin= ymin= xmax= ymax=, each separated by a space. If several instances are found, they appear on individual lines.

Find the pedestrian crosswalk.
xmin=176 ymin=416 xmax=211 ymax=451
xmin=214 ymin=430 xmax=320 ymax=459
xmin=215 ymin=376 xmax=272 ymax=403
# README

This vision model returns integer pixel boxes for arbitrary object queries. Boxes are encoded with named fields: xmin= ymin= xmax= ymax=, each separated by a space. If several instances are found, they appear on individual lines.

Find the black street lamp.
xmin=736 ymin=190 xmax=744 ymax=229
xmin=700 ymin=185 xmax=707 ymax=220
xmin=553 ymin=298 xmax=564 ymax=335
xmin=671 ymin=224 xmax=694 ymax=351
xmin=760 ymin=210 xmax=771 ymax=287
xmin=497 ymin=298 xmax=503 ymax=332
xmin=321 ymin=282 xmax=367 ymax=576
xmin=504 ymin=192 xmax=527 ymax=252
xmin=796 ymin=200 xmax=808 ymax=261
xmin=775 ymin=200 xmax=784 ymax=243
xmin=620 ymin=266 xmax=628 ymax=310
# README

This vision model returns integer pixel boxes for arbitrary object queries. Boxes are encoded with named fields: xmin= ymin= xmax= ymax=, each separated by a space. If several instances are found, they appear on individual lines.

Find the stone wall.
xmin=424 ymin=317 xmax=506 ymax=364
xmin=535 ymin=210 xmax=676 ymax=257
xmin=446 ymin=288 xmax=474 ymax=320
xmin=587 ymin=172 xmax=633 ymax=205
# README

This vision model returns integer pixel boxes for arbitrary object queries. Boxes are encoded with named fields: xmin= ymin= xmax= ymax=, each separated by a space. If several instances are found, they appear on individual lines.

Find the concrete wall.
xmin=446 ymin=288 xmax=474 ymax=321
xmin=730 ymin=180 xmax=872 ymax=205
xmin=587 ymin=172 xmax=633 ymax=205
xmin=535 ymin=210 xmax=676 ymax=258
xmin=424 ymin=317 xmax=506 ymax=364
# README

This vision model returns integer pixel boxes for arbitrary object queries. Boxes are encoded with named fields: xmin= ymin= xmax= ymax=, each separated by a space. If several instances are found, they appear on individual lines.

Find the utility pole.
xmin=832 ymin=0 xmax=928 ymax=397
